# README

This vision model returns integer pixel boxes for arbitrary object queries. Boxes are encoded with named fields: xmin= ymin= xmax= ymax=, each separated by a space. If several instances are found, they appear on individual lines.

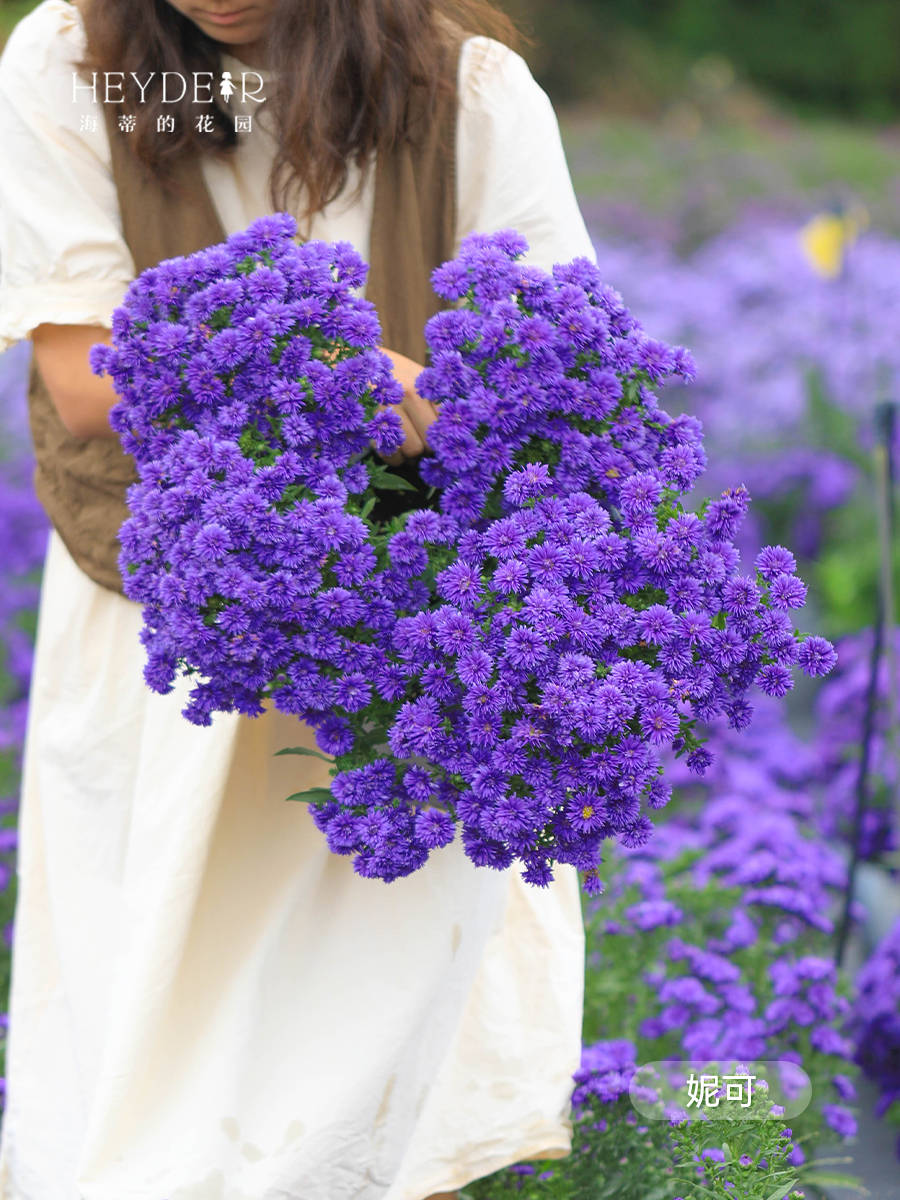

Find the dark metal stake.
xmin=835 ymin=401 xmax=897 ymax=966
xmin=835 ymin=607 xmax=882 ymax=966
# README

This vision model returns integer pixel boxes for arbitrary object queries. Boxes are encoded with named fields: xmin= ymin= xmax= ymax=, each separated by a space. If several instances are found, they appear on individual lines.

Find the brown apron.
xmin=27 ymin=39 xmax=461 ymax=595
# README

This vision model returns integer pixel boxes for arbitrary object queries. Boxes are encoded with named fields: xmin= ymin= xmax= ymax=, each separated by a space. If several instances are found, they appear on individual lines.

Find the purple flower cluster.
xmin=572 ymin=1039 xmax=639 ymax=1108
xmin=96 ymin=219 xmax=835 ymax=887
xmin=566 ymin=1039 xmax=806 ymax=1193
xmin=767 ymin=958 xmax=854 ymax=1057
xmin=0 ymin=342 xmax=50 ymax=1103
xmin=690 ymin=796 xmax=847 ymax=941
xmin=591 ymin=775 xmax=858 ymax=1135
xmin=0 ymin=343 xmax=49 ymax=757
xmin=417 ymin=230 xmax=702 ymax=519
xmin=593 ymin=219 xmax=900 ymax=559
xmin=612 ymin=784 xmax=847 ymax=947
xmin=91 ymin=214 xmax=408 ymax=727
xmin=316 ymin=234 xmax=835 ymax=887
xmin=638 ymin=945 xmax=854 ymax=1083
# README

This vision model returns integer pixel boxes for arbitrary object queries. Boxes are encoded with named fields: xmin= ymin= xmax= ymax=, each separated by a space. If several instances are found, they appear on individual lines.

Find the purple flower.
xmin=503 ymin=463 xmax=553 ymax=504
xmin=687 ymin=747 xmax=714 ymax=775
xmin=414 ymin=809 xmax=455 ymax=849
xmin=315 ymin=716 xmax=353 ymax=756
xmin=625 ymin=900 xmax=684 ymax=931
xmin=756 ymin=546 xmax=797 ymax=581
xmin=620 ymin=472 xmax=662 ymax=518
xmin=768 ymin=574 xmax=808 ymax=611
xmin=822 ymin=1104 xmax=858 ymax=1139
xmin=832 ymin=1074 xmax=857 ymax=1102
xmin=798 ymin=636 xmax=838 ymax=677
xmin=756 ymin=663 xmax=794 ymax=698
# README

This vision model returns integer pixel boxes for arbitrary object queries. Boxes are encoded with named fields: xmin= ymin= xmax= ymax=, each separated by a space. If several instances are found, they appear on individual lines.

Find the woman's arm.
xmin=456 ymin=39 xmax=596 ymax=268
xmin=32 ymin=324 xmax=118 ymax=440
xmin=31 ymin=323 xmax=438 ymax=456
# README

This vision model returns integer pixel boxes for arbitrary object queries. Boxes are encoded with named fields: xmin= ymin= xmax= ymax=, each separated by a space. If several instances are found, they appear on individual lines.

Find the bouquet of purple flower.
xmin=93 ymin=214 xmax=836 ymax=889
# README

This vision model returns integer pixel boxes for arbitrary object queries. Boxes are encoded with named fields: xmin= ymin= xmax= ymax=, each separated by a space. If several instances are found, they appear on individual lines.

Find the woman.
xmin=0 ymin=2 xmax=595 ymax=1197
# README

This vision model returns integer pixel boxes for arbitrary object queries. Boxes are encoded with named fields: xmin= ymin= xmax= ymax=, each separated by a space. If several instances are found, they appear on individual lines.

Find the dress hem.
xmin=398 ymin=1123 xmax=573 ymax=1200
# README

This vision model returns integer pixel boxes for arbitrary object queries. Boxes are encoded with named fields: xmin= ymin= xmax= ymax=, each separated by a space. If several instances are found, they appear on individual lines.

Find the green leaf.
xmin=274 ymin=745 xmax=333 ymax=763
xmin=371 ymin=471 xmax=419 ymax=493
xmin=285 ymin=787 xmax=334 ymax=804
xmin=765 ymin=1179 xmax=798 ymax=1200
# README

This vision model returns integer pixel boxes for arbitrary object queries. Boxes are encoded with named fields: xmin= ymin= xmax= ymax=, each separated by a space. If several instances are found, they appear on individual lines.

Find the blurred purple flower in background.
xmin=0 ymin=343 xmax=48 ymax=759
xmin=593 ymin=219 xmax=900 ymax=558
xmin=0 ymin=340 xmax=49 ymax=1105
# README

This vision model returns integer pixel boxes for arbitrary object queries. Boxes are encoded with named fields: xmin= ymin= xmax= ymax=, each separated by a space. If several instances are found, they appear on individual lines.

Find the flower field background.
xmin=537 ymin=111 xmax=900 ymax=1197
xmin=2 ymin=91 xmax=900 ymax=1200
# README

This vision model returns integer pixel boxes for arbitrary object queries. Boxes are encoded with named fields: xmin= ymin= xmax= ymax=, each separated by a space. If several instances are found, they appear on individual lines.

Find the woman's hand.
xmin=380 ymin=348 xmax=438 ymax=466
xmin=32 ymin=324 xmax=119 ymax=440
xmin=31 ymin=329 xmax=439 ymax=457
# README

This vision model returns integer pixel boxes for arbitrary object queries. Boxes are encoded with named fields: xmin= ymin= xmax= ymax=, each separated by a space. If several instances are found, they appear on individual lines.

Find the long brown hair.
xmin=80 ymin=0 xmax=518 ymax=220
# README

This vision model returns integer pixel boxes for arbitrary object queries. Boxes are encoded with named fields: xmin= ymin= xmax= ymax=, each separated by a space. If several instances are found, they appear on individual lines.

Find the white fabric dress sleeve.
xmin=455 ymin=37 xmax=595 ymax=271
xmin=0 ymin=0 xmax=134 ymax=352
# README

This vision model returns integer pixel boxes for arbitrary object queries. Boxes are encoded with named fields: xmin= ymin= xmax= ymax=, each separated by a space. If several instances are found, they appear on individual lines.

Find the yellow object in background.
xmin=800 ymin=205 xmax=869 ymax=279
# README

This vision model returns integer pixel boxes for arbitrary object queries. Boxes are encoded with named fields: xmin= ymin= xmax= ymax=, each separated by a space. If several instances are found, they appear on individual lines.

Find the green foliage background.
xmin=0 ymin=0 xmax=37 ymax=40
xmin=503 ymin=0 xmax=900 ymax=119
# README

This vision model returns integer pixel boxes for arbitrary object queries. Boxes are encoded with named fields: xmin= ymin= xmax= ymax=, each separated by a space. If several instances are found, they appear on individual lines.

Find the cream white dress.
xmin=0 ymin=4 xmax=595 ymax=1199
